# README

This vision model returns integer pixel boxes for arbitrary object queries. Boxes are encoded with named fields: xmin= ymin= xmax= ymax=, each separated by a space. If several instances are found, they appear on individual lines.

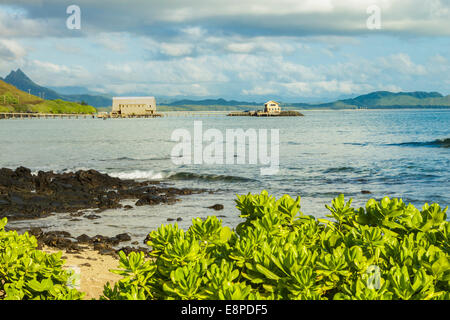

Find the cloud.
xmin=379 ymin=53 xmax=427 ymax=75
xmin=0 ymin=39 xmax=26 ymax=61
xmin=226 ymin=43 xmax=255 ymax=53
xmin=71 ymin=52 xmax=425 ymax=99
xmin=101 ymin=82 xmax=210 ymax=97
xmin=0 ymin=1 xmax=448 ymax=100
xmin=242 ymin=85 xmax=278 ymax=96
xmin=1 ymin=0 xmax=449 ymax=38
xmin=159 ymin=43 xmax=194 ymax=57
xmin=92 ymin=33 xmax=129 ymax=52
xmin=21 ymin=60 xmax=93 ymax=86
xmin=0 ymin=5 xmax=70 ymax=38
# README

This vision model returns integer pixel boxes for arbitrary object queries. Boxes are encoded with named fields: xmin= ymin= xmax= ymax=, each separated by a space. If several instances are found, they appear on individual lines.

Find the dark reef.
xmin=0 ymin=166 xmax=206 ymax=221
xmin=0 ymin=166 xmax=209 ymax=256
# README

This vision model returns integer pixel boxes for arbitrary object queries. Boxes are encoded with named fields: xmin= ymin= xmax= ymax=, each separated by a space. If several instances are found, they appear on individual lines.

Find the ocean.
xmin=1 ymin=109 xmax=449 ymax=243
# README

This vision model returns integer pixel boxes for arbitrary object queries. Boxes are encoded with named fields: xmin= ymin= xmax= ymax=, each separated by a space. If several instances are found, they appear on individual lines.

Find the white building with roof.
xmin=111 ymin=97 xmax=156 ymax=117
xmin=264 ymin=101 xmax=281 ymax=113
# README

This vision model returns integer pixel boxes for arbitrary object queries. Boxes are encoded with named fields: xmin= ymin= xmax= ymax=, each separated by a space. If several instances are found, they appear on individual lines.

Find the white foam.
xmin=109 ymin=170 xmax=165 ymax=180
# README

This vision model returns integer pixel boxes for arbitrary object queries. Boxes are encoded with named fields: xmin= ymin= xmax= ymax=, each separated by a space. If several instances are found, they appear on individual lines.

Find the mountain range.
xmin=294 ymin=91 xmax=450 ymax=109
xmin=1 ymin=69 xmax=112 ymax=108
xmin=2 ymin=69 xmax=450 ymax=110
xmin=162 ymin=91 xmax=450 ymax=110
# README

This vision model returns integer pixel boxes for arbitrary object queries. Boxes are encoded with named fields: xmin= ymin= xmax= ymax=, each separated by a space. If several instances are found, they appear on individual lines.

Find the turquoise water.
xmin=1 ymin=109 xmax=449 ymax=242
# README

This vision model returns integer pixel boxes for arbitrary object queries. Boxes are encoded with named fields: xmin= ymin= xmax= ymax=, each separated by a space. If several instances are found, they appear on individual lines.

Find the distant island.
xmin=228 ymin=101 xmax=304 ymax=117
xmin=160 ymin=91 xmax=450 ymax=111
xmin=2 ymin=68 xmax=450 ymax=112
xmin=289 ymin=91 xmax=450 ymax=110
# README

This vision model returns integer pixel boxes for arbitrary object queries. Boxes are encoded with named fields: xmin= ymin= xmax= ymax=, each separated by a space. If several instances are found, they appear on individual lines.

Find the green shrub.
xmin=102 ymin=191 xmax=449 ymax=300
xmin=0 ymin=218 xmax=84 ymax=300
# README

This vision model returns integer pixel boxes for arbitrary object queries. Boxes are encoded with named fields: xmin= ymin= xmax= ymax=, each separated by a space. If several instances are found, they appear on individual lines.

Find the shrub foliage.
xmin=102 ymin=192 xmax=450 ymax=300
xmin=0 ymin=218 xmax=84 ymax=300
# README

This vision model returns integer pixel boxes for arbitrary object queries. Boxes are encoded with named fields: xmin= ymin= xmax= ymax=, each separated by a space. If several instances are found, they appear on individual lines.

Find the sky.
xmin=0 ymin=0 xmax=449 ymax=102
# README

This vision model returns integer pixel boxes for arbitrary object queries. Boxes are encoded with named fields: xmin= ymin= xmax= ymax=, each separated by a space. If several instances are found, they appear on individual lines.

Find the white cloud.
xmin=160 ymin=43 xmax=193 ymax=56
xmin=102 ymin=82 xmax=210 ymax=97
xmin=180 ymin=26 xmax=206 ymax=38
xmin=20 ymin=48 xmax=442 ymax=99
xmin=105 ymin=63 xmax=133 ymax=74
xmin=223 ymin=37 xmax=298 ymax=55
xmin=0 ymin=7 xmax=62 ymax=38
xmin=242 ymin=85 xmax=277 ymax=96
xmin=0 ymin=39 xmax=26 ymax=61
xmin=1 ymin=1 xmax=447 ymax=99
xmin=226 ymin=43 xmax=255 ymax=53
xmin=2 ymin=0 xmax=449 ymax=37
xmin=379 ymin=53 xmax=427 ymax=75
xmin=23 ymin=60 xmax=92 ymax=86
xmin=430 ymin=54 xmax=447 ymax=65
xmin=281 ymin=80 xmax=373 ymax=96
xmin=93 ymin=33 xmax=129 ymax=52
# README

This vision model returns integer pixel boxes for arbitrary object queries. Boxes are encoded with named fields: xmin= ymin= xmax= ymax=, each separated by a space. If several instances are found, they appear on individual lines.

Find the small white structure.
xmin=264 ymin=101 xmax=281 ymax=113
xmin=111 ymin=97 xmax=156 ymax=117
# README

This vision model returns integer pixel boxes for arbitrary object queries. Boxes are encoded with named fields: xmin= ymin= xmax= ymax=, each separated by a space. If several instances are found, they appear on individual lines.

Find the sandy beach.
xmin=43 ymin=246 xmax=122 ymax=300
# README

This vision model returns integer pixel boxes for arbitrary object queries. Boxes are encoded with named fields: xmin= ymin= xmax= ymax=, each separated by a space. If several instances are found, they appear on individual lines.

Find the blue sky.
xmin=0 ymin=0 xmax=449 ymax=102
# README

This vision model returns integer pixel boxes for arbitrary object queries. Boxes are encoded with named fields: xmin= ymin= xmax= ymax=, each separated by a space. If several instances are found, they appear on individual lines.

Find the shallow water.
xmin=1 ymin=109 xmax=449 ymax=242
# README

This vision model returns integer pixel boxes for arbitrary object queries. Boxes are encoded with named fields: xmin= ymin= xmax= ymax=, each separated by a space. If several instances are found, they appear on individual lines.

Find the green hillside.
xmin=3 ymin=69 xmax=112 ymax=108
xmin=0 ymin=80 xmax=96 ymax=114
xmin=300 ymin=91 xmax=450 ymax=109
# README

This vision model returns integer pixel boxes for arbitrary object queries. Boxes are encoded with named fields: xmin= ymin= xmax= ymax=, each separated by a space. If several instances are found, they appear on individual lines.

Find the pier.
xmin=227 ymin=110 xmax=304 ymax=117
xmin=1 ymin=110 xmax=240 ymax=119
xmin=0 ymin=113 xmax=95 ymax=119
xmin=160 ymin=111 xmax=230 ymax=117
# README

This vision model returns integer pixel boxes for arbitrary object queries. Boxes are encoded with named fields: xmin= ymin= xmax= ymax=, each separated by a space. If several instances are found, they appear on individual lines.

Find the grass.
xmin=0 ymin=80 xmax=96 ymax=114
xmin=30 ymin=100 xmax=97 ymax=114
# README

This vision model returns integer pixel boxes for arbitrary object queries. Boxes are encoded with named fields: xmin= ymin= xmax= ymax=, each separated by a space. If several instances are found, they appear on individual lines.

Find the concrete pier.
xmin=0 ymin=113 xmax=95 ymax=119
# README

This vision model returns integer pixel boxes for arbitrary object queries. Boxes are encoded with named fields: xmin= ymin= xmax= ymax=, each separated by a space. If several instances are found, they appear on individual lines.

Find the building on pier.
xmin=264 ymin=101 xmax=281 ymax=114
xmin=111 ymin=97 xmax=157 ymax=117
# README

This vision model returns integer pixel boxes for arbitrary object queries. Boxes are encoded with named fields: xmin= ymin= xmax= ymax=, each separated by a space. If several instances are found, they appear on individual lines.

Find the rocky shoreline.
xmin=27 ymin=227 xmax=149 ymax=257
xmin=0 ymin=166 xmax=211 ymax=256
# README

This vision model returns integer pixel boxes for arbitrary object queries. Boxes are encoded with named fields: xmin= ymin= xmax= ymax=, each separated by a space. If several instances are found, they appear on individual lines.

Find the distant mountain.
xmin=48 ymin=86 xmax=92 ymax=95
xmin=168 ymin=98 xmax=260 ymax=106
xmin=298 ymin=91 xmax=450 ymax=109
xmin=4 ymin=69 xmax=62 ymax=100
xmin=3 ymin=69 xmax=112 ymax=108
xmin=62 ymin=93 xmax=112 ymax=108
xmin=157 ymin=91 xmax=450 ymax=111
xmin=4 ymin=69 xmax=449 ymax=110
xmin=0 ymin=79 xmax=96 ymax=114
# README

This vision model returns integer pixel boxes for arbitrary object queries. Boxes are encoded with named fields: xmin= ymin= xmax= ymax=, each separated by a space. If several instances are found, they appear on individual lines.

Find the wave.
xmin=108 ymin=170 xmax=254 ymax=183
xmin=166 ymin=172 xmax=256 ymax=183
xmin=387 ymin=138 xmax=450 ymax=148
xmin=98 ymin=156 xmax=171 ymax=162
xmin=344 ymin=142 xmax=369 ymax=146
xmin=109 ymin=170 xmax=165 ymax=180
xmin=323 ymin=166 xmax=358 ymax=174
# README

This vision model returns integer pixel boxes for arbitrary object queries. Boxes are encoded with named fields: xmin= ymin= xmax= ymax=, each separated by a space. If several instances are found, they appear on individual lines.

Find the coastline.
xmin=0 ymin=166 xmax=213 ymax=257
xmin=1 ymin=163 xmax=449 ymax=300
